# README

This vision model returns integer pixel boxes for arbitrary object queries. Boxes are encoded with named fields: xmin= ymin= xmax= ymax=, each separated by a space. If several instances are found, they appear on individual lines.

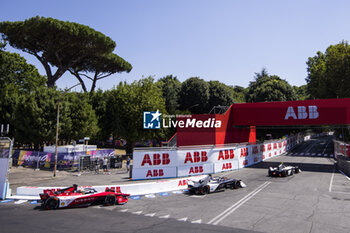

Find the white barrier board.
xmin=132 ymin=167 xmax=177 ymax=180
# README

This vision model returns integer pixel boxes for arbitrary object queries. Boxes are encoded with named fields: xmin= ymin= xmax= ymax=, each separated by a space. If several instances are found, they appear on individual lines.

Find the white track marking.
xmin=14 ymin=200 xmax=27 ymax=204
xmin=177 ymin=217 xmax=188 ymax=221
xmin=119 ymin=209 xmax=128 ymax=212
xmin=190 ymin=195 xmax=206 ymax=198
xmin=191 ymin=219 xmax=202 ymax=224
xmin=330 ymin=191 xmax=350 ymax=195
xmin=132 ymin=211 xmax=143 ymax=215
xmin=329 ymin=167 xmax=335 ymax=192
xmin=339 ymin=170 xmax=350 ymax=181
xmin=159 ymin=214 xmax=170 ymax=219
xmin=208 ymin=181 xmax=270 ymax=225
xmin=145 ymin=213 xmax=156 ymax=217
xmin=322 ymin=141 xmax=330 ymax=155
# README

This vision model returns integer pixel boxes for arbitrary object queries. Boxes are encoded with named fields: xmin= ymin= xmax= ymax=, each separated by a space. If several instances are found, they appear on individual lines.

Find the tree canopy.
xmin=106 ymin=77 xmax=167 ymax=153
xmin=247 ymin=69 xmax=296 ymax=102
xmin=207 ymin=81 xmax=234 ymax=112
xmin=179 ymin=77 xmax=210 ymax=114
xmin=0 ymin=16 xmax=130 ymax=90
xmin=156 ymin=75 xmax=181 ymax=114
xmin=306 ymin=41 xmax=350 ymax=99
xmin=0 ymin=48 xmax=45 ymax=138
xmin=69 ymin=51 xmax=132 ymax=95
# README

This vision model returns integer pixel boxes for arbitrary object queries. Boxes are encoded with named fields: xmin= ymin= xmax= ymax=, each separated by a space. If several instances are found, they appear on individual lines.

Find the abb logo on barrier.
xmin=240 ymin=147 xmax=248 ymax=157
xmin=260 ymin=145 xmax=265 ymax=152
xmin=184 ymin=151 xmax=208 ymax=163
xmin=146 ymin=169 xmax=164 ymax=177
xmin=189 ymin=166 xmax=203 ymax=174
xmin=285 ymin=106 xmax=319 ymax=120
xmin=218 ymin=149 xmax=234 ymax=160
xmin=141 ymin=153 xmax=170 ymax=166
xmin=178 ymin=179 xmax=187 ymax=186
xmin=222 ymin=162 xmax=232 ymax=170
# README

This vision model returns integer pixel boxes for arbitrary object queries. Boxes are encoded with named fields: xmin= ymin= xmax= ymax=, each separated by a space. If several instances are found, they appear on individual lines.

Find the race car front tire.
xmin=105 ymin=194 xmax=116 ymax=206
xmin=45 ymin=197 xmax=59 ymax=210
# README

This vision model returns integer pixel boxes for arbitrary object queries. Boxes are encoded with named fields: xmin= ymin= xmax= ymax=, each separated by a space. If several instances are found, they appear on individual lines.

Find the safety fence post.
xmin=35 ymin=151 xmax=40 ymax=171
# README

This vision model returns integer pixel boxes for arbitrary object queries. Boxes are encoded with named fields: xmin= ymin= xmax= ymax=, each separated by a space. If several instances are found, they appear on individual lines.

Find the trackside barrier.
xmin=334 ymin=140 xmax=350 ymax=160
xmin=14 ymin=175 xmax=207 ymax=199
xmin=133 ymin=135 xmax=304 ymax=180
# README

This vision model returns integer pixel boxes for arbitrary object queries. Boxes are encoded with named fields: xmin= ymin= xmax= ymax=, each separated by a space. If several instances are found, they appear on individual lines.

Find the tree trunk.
xmin=125 ymin=141 xmax=135 ymax=155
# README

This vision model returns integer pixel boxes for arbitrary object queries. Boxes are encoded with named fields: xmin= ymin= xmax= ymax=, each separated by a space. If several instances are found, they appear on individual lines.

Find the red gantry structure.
xmin=176 ymin=98 xmax=350 ymax=146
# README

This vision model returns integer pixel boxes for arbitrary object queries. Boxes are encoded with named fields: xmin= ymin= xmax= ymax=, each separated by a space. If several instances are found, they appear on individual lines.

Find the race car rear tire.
xmin=295 ymin=167 xmax=300 ymax=173
xmin=105 ymin=194 xmax=116 ymax=206
xmin=200 ymin=186 xmax=209 ymax=195
xmin=45 ymin=197 xmax=59 ymax=210
xmin=268 ymin=170 xmax=272 ymax=177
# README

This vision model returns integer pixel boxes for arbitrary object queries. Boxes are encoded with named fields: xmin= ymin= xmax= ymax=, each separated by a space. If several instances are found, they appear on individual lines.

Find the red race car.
xmin=40 ymin=184 xmax=130 ymax=210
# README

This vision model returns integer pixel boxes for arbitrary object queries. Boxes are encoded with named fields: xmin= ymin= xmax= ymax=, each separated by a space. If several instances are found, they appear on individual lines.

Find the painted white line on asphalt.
xmin=306 ymin=153 xmax=310 ymax=155
xmin=208 ymin=181 xmax=271 ymax=225
xmin=324 ymin=154 xmax=328 ymax=157
xmin=159 ymin=214 xmax=170 ymax=219
xmin=145 ymin=213 xmax=156 ymax=217
xmin=132 ymin=211 xmax=143 ymax=215
xmin=108 ymin=206 xmax=119 ymax=211
xmin=119 ymin=209 xmax=128 ymax=212
xmin=191 ymin=219 xmax=202 ymax=224
xmin=339 ymin=170 xmax=350 ymax=181
xmin=177 ymin=217 xmax=188 ymax=221
xmin=14 ymin=200 xmax=27 ymax=204
xmin=312 ymin=153 xmax=316 ymax=156
xmin=329 ymin=167 xmax=335 ymax=192
xmin=300 ymin=153 xmax=304 ymax=155
xmin=322 ymin=141 xmax=330 ymax=155
xmin=331 ymin=191 xmax=350 ymax=195
xmin=190 ymin=195 xmax=206 ymax=198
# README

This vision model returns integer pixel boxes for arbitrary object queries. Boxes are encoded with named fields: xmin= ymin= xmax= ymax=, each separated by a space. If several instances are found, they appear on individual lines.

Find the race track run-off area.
xmin=1 ymin=135 xmax=350 ymax=233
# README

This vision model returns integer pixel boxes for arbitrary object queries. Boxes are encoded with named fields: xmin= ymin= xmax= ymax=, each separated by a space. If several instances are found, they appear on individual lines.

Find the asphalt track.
xmin=1 ymin=135 xmax=350 ymax=233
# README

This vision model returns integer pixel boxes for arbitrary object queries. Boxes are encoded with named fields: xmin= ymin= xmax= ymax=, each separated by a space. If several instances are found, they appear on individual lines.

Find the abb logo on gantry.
xmin=285 ymin=105 xmax=319 ymax=120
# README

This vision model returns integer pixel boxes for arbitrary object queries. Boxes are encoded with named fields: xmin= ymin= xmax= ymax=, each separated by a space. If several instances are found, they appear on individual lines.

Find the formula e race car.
xmin=187 ymin=175 xmax=246 ymax=195
xmin=39 ymin=184 xmax=130 ymax=210
xmin=268 ymin=163 xmax=301 ymax=177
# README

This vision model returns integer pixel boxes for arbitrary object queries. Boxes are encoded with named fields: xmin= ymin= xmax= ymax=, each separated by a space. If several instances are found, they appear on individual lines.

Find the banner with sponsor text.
xmin=133 ymin=136 xmax=301 ymax=179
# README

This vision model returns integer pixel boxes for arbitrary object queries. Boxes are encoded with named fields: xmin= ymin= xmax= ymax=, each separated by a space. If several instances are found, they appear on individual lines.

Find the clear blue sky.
xmin=1 ymin=0 xmax=350 ymax=91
